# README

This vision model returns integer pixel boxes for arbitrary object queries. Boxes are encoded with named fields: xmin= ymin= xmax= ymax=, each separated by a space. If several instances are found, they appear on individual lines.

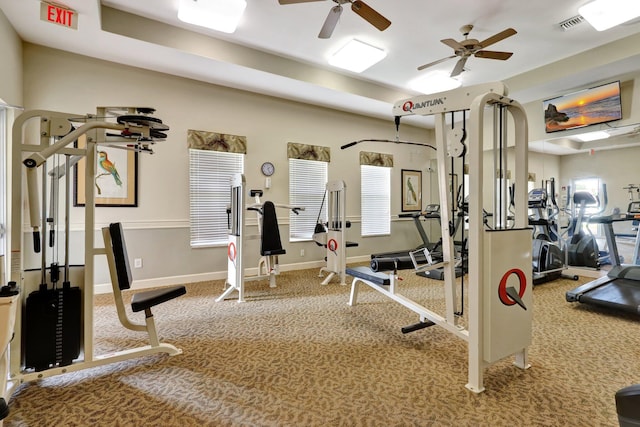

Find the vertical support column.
xmin=83 ymin=114 xmax=97 ymax=363
xmin=217 ymin=173 xmax=245 ymax=302
xmin=433 ymin=114 xmax=457 ymax=325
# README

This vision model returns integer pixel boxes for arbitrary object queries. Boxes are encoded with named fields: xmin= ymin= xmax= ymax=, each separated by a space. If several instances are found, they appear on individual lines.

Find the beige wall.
xmin=8 ymin=27 xmax=640 ymax=288
xmin=0 ymin=8 xmax=22 ymax=107
xmin=20 ymin=43 xmax=435 ymax=285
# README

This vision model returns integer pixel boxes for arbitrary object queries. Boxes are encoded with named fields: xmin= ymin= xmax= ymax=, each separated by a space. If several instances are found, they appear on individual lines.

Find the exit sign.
xmin=40 ymin=1 xmax=77 ymax=30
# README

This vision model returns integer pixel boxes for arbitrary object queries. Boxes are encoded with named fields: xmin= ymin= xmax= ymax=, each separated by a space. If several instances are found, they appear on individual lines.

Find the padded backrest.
xmin=260 ymin=201 xmax=284 ymax=256
xmin=109 ymin=222 xmax=133 ymax=291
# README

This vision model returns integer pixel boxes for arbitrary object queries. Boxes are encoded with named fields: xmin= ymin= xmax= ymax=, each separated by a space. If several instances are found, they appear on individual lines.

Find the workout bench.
xmin=104 ymin=222 xmax=186 ymax=350
xmin=346 ymin=264 xmax=436 ymax=334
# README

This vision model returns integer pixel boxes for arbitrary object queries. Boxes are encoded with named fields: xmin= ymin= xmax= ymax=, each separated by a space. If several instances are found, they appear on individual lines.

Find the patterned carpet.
xmin=5 ymin=267 xmax=640 ymax=426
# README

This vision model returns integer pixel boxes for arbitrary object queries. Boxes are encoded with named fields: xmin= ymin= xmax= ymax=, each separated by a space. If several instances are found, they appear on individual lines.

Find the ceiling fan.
xmin=278 ymin=0 xmax=391 ymax=39
xmin=418 ymin=25 xmax=517 ymax=77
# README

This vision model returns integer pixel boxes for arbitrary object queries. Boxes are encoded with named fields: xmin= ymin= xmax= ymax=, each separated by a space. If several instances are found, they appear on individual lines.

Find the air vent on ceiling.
xmin=559 ymin=15 xmax=585 ymax=31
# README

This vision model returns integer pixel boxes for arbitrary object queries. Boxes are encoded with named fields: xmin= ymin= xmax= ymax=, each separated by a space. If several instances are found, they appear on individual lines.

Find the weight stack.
xmin=25 ymin=285 xmax=81 ymax=371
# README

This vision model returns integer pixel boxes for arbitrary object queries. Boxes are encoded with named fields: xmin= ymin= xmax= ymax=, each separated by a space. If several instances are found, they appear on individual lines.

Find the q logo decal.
xmin=327 ymin=238 xmax=338 ymax=255
xmin=228 ymin=242 xmax=237 ymax=267
xmin=498 ymin=268 xmax=527 ymax=310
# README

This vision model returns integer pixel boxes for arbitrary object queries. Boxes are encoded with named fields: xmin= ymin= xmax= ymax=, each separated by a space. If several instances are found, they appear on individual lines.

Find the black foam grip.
xmin=341 ymin=141 xmax=358 ymax=150
xmin=401 ymin=321 xmax=435 ymax=334
xmin=33 ymin=231 xmax=41 ymax=253
xmin=370 ymin=257 xmax=415 ymax=272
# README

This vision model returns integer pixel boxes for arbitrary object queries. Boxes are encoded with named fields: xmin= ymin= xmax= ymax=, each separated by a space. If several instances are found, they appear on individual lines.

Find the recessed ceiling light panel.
xmin=579 ymin=0 xmax=640 ymax=31
xmin=328 ymin=39 xmax=386 ymax=73
xmin=409 ymin=71 xmax=462 ymax=95
xmin=177 ymin=0 xmax=247 ymax=34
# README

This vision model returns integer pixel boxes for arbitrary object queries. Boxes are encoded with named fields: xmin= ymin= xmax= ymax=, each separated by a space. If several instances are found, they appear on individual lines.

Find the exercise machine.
xmin=5 ymin=107 xmax=185 ymax=405
xmin=566 ymin=204 xmax=640 ymax=314
xmin=217 ymin=175 xmax=303 ymax=302
xmin=317 ymin=180 xmax=358 ymax=286
xmin=528 ymin=180 xmax=578 ymax=284
xmin=616 ymin=384 xmax=640 ymax=426
xmin=344 ymin=82 xmax=532 ymax=392
xmin=370 ymin=204 xmax=441 ymax=261
xmin=0 ymin=282 xmax=18 ymax=423
xmin=564 ymin=186 xmax=607 ymax=269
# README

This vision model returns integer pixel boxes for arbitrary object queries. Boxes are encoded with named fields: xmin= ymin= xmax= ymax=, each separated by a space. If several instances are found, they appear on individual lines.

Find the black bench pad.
xmin=131 ymin=285 xmax=186 ymax=312
xmin=346 ymin=266 xmax=390 ymax=286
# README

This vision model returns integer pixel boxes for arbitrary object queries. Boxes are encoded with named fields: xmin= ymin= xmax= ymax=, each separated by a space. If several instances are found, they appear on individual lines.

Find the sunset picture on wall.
xmin=543 ymin=81 xmax=622 ymax=133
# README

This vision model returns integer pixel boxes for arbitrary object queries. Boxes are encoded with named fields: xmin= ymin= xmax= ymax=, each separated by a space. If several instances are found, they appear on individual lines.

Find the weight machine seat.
xmin=616 ymin=384 xmax=640 ymax=427
xmin=261 ymin=201 xmax=286 ymax=256
xmin=109 ymin=222 xmax=186 ymax=313
xmin=131 ymin=286 xmax=186 ymax=313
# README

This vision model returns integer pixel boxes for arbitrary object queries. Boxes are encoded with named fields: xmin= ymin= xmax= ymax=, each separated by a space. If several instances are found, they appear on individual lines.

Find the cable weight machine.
xmin=345 ymin=82 xmax=532 ymax=392
xmin=5 ymin=107 xmax=182 ymax=404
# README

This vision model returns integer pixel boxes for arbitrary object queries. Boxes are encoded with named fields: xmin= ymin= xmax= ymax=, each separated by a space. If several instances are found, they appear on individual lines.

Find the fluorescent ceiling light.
xmin=409 ymin=71 xmax=462 ymax=95
xmin=328 ymin=39 xmax=386 ymax=73
xmin=177 ymin=0 xmax=247 ymax=34
xmin=579 ymin=0 xmax=640 ymax=31
xmin=573 ymin=130 xmax=610 ymax=142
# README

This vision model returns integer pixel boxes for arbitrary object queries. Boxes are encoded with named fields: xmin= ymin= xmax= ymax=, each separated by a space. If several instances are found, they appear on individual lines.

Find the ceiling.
xmin=2 ymin=0 xmax=640 ymax=153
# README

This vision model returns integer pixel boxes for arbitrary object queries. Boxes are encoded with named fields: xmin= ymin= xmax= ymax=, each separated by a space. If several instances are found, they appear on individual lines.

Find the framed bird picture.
xmin=74 ymin=135 xmax=138 ymax=207
xmin=401 ymin=169 xmax=422 ymax=212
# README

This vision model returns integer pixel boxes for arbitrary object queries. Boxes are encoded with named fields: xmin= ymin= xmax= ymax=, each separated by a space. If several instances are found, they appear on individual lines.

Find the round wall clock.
xmin=261 ymin=161 xmax=275 ymax=176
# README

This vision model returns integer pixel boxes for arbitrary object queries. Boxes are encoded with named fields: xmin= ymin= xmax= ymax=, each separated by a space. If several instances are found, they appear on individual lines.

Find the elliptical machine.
xmin=564 ymin=185 xmax=607 ymax=269
xmin=528 ymin=178 xmax=578 ymax=284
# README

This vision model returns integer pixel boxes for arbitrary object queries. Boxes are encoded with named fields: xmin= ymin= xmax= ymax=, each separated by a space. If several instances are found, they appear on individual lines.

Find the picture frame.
xmin=74 ymin=135 xmax=138 ymax=207
xmin=401 ymin=169 xmax=422 ymax=212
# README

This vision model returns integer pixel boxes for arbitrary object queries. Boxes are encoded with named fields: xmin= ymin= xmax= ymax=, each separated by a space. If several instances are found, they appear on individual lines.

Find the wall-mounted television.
xmin=543 ymin=81 xmax=622 ymax=133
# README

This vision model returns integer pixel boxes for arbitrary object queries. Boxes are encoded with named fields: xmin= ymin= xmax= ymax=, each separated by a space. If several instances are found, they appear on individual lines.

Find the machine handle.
xmin=33 ymin=230 xmax=41 ymax=253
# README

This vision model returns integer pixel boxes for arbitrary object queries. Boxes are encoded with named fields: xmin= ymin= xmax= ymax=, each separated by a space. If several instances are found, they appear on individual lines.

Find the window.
xmin=289 ymin=158 xmax=327 ymax=241
xmin=189 ymin=149 xmax=244 ymax=247
xmin=361 ymin=165 xmax=390 ymax=236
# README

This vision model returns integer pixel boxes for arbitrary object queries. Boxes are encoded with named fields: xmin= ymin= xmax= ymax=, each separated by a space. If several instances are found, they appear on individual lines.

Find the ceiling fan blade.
xmin=474 ymin=50 xmax=513 ymax=60
xmin=351 ymin=0 xmax=391 ymax=31
xmin=478 ymin=28 xmax=517 ymax=48
xmin=450 ymin=57 xmax=468 ymax=77
xmin=279 ymin=0 xmax=326 ymax=4
xmin=417 ymin=55 xmax=457 ymax=71
xmin=318 ymin=5 xmax=342 ymax=39
xmin=441 ymin=38 xmax=465 ymax=51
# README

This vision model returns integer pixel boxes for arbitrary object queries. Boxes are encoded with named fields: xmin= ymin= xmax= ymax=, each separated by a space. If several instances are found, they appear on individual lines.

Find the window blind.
xmin=361 ymin=165 xmax=390 ymax=236
xmin=289 ymin=158 xmax=327 ymax=241
xmin=189 ymin=149 xmax=244 ymax=247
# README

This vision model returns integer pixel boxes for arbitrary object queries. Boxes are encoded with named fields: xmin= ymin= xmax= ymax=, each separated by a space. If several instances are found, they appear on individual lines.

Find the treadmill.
xmin=566 ymin=202 xmax=640 ymax=314
xmin=370 ymin=204 xmax=441 ymax=260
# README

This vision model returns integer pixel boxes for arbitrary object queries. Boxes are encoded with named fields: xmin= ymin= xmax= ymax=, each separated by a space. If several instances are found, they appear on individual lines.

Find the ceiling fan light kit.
xmin=417 ymin=25 xmax=517 ymax=77
xmin=177 ymin=0 xmax=247 ymax=33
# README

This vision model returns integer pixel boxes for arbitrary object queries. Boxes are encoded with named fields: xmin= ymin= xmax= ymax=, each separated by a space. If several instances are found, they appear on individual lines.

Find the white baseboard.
xmin=94 ymin=257 xmax=368 ymax=294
